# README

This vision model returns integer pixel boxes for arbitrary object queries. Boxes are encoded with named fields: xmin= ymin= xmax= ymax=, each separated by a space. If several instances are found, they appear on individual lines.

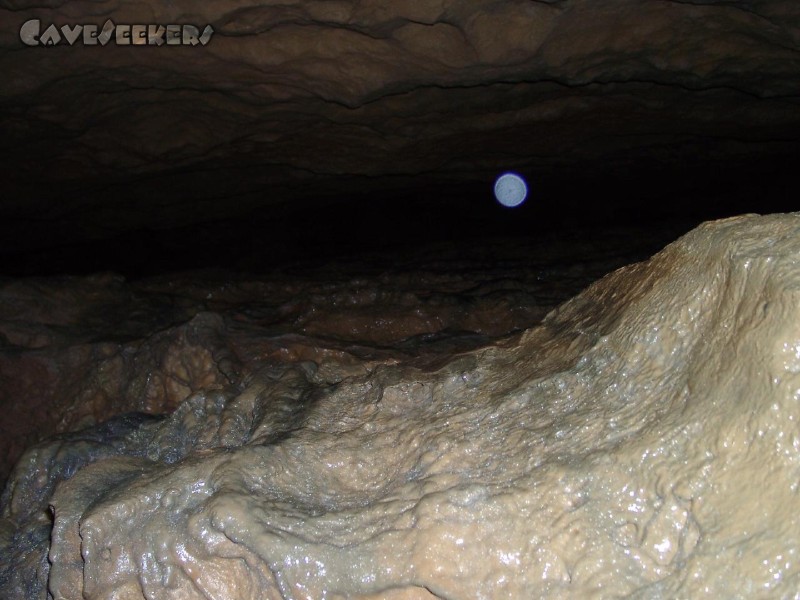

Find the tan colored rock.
xmin=3 ymin=213 xmax=800 ymax=597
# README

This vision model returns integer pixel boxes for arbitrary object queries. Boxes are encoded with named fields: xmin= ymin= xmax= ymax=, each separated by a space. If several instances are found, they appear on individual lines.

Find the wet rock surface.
xmin=1 ymin=224 xmax=674 ymax=490
xmin=3 ymin=213 xmax=800 ymax=598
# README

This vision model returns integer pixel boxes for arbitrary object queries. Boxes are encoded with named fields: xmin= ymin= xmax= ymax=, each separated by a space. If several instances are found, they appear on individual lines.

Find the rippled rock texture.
xmin=3 ymin=213 xmax=800 ymax=598
xmin=1 ymin=0 xmax=799 ymax=258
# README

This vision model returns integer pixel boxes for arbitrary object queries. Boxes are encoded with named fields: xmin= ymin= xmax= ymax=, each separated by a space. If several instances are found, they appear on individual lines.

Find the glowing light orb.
xmin=493 ymin=173 xmax=528 ymax=208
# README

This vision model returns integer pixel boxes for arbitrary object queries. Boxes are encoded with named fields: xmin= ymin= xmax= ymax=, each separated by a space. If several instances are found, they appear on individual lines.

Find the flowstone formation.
xmin=3 ymin=213 xmax=800 ymax=598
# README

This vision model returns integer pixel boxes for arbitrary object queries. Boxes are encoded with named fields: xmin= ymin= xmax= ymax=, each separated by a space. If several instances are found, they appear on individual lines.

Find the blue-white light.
xmin=493 ymin=172 xmax=528 ymax=208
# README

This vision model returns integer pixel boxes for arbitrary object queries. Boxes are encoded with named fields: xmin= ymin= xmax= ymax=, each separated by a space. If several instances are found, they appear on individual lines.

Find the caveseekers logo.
xmin=20 ymin=19 xmax=214 ymax=46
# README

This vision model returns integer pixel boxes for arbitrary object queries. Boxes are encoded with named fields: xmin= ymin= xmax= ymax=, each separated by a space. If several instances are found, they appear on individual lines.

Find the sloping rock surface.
xmin=2 ymin=213 xmax=800 ymax=598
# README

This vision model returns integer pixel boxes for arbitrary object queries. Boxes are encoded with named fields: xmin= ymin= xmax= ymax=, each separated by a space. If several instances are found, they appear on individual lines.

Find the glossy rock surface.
xmin=3 ymin=213 xmax=800 ymax=597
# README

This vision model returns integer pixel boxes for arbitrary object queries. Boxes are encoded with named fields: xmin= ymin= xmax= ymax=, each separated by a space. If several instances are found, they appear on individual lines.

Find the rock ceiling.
xmin=0 ymin=0 xmax=799 ymax=270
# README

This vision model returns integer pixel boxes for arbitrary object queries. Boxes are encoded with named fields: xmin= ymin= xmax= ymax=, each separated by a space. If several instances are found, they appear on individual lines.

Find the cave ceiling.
xmin=1 ymin=0 xmax=799 ymax=272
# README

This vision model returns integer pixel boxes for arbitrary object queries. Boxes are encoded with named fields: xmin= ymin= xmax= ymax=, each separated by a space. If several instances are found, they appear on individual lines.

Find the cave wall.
xmin=4 ymin=214 xmax=800 ymax=598
xmin=2 ymin=4 xmax=800 ymax=595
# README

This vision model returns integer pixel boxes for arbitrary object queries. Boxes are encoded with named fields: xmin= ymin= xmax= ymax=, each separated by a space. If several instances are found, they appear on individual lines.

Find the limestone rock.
xmin=3 ymin=213 xmax=800 ymax=597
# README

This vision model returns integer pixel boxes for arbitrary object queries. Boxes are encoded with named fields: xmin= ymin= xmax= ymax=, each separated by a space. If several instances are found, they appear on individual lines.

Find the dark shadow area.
xmin=1 ymin=150 xmax=796 ymax=278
